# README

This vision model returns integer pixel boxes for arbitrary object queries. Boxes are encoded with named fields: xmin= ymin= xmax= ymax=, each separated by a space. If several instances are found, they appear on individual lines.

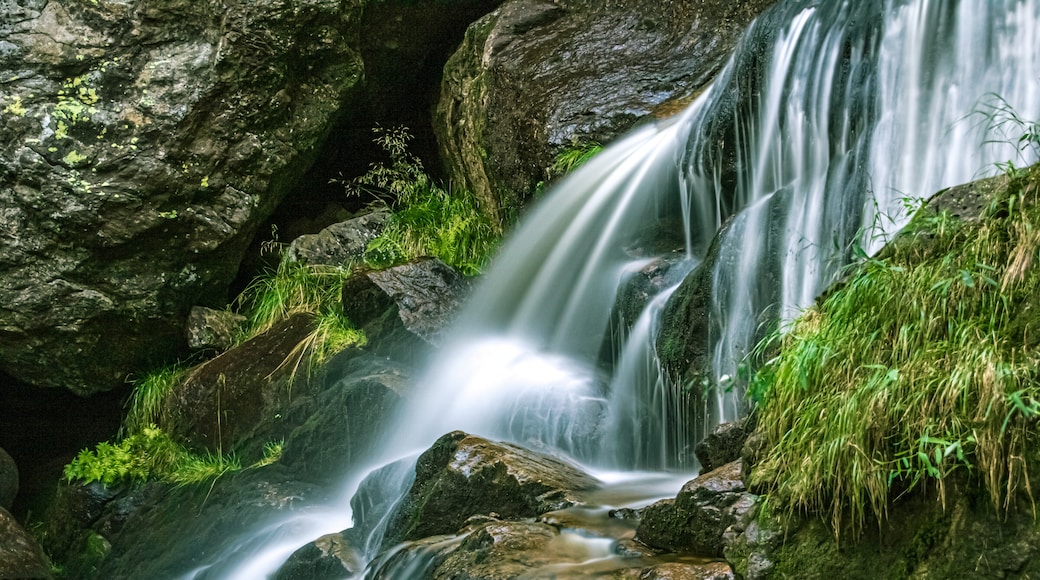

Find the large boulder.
xmin=162 ymin=313 xmax=321 ymax=454
xmin=82 ymin=467 xmax=329 ymax=579
xmin=42 ymin=332 xmax=411 ymax=576
xmin=162 ymin=311 xmax=409 ymax=479
xmin=273 ymin=531 xmax=364 ymax=580
xmin=381 ymin=430 xmax=600 ymax=549
xmin=0 ymin=0 xmax=367 ymax=395
xmin=434 ymin=0 xmax=776 ymax=223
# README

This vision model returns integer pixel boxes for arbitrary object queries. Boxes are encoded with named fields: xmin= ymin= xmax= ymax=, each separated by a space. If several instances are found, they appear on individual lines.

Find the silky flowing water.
xmin=186 ymin=1 xmax=1040 ymax=577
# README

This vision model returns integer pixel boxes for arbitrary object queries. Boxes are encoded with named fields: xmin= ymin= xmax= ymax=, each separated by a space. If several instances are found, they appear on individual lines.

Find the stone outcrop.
xmin=273 ymin=531 xmax=363 ymax=580
xmin=163 ymin=313 xmax=321 ymax=453
xmin=0 ymin=0 xmax=367 ymax=395
xmin=695 ymin=418 xmax=753 ymax=474
xmin=41 ymin=349 xmax=409 ymax=576
xmin=435 ymin=0 xmax=776 ymax=223
xmin=380 ymin=430 xmax=600 ymax=548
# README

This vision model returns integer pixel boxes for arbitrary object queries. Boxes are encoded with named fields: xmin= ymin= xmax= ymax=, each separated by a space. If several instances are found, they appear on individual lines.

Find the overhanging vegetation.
xmin=750 ymin=162 xmax=1040 ymax=535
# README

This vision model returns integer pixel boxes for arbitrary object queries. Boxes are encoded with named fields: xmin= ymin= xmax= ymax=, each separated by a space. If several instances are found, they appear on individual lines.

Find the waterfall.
xmin=188 ymin=0 xmax=1040 ymax=577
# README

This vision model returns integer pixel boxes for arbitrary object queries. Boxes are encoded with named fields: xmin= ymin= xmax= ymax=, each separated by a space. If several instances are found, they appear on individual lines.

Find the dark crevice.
xmin=0 ymin=372 xmax=128 ymax=521
xmin=231 ymin=0 xmax=505 ymax=295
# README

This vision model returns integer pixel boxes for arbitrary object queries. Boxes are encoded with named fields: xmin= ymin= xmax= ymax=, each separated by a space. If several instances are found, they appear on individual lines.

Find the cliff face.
xmin=0 ymin=0 xmax=366 ymax=395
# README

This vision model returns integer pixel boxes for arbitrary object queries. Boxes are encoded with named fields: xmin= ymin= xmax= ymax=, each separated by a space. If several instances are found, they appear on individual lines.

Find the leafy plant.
xmin=64 ymin=425 xmax=240 ymax=487
xmin=343 ymin=126 xmax=500 ymax=276
xmin=750 ymin=163 xmax=1040 ymax=536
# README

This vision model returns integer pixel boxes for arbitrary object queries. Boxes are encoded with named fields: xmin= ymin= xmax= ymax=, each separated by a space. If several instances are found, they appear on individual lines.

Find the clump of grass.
xmin=122 ymin=364 xmax=187 ymax=436
xmin=534 ymin=140 xmax=605 ymax=198
xmin=237 ymin=257 xmax=356 ymax=338
xmin=91 ymin=255 xmax=361 ymax=490
xmin=252 ymin=440 xmax=284 ymax=468
xmin=549 ymin=140 xmax=603 ymax=177
xmin=751 ymin=163 xmax=1040 ymax=536
xmin=344 ymin=126 xmax=500 ymax=276
xmin=235 ymin=255 xmax=366 ymax=377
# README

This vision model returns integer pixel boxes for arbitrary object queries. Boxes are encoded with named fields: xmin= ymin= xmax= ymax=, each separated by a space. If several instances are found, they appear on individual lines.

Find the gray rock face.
xmin=0 ymin=0 xmax=365 ymax=395
xmin=381 ymin=430 xmax=600 ymax=549
xmin=435 ymin=0 xmax=776 ymax=222
xmin=273 ymin=531 xmax=363 ymax=580
xmin=0 ymin=506 xmax=52 ymax=579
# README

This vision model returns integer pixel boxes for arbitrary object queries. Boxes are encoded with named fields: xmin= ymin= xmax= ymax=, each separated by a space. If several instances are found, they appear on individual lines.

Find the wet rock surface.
xmin=86 ymin=468 xmax=328 ymax=579
xmin=163 ymin=313 xmax=320 ymax=453
xmin=185 ymin=305 xmax=246 ymax=352
xmin=41 ymin=313 xmax=410 ymax=575
xmin=343 ymin=258 xmax=472 ymax=347
xmin=370 ymin=515 xmax=734 ymax=580
xmin=695 ymin=418 xmax=753 ymax=474
xmin=274 ymin=531 xmax=363 ymax=580
xmin=381 ymin=430 xmax=600 ymax=548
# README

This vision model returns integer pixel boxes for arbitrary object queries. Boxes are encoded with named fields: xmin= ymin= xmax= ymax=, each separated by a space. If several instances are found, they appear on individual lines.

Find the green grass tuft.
xmin=549 ymin=141 xmax=604 ymax=177
xmin=343 ymin=126 xmax=500 ymax=276
xmin=122 ymin=364 xmax=187 ymax=437
xmin=751 ymin=164 xmax=1040 ymax=536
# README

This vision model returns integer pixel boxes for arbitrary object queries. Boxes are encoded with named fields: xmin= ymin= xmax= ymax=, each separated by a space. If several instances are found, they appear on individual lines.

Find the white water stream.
xmin=187 ymin=1 xmax=1040 ymax=577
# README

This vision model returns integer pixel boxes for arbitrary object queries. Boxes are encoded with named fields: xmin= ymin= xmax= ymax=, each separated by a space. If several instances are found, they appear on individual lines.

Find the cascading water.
xmin=187 ymin=1 xmax=1039 ymax=577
